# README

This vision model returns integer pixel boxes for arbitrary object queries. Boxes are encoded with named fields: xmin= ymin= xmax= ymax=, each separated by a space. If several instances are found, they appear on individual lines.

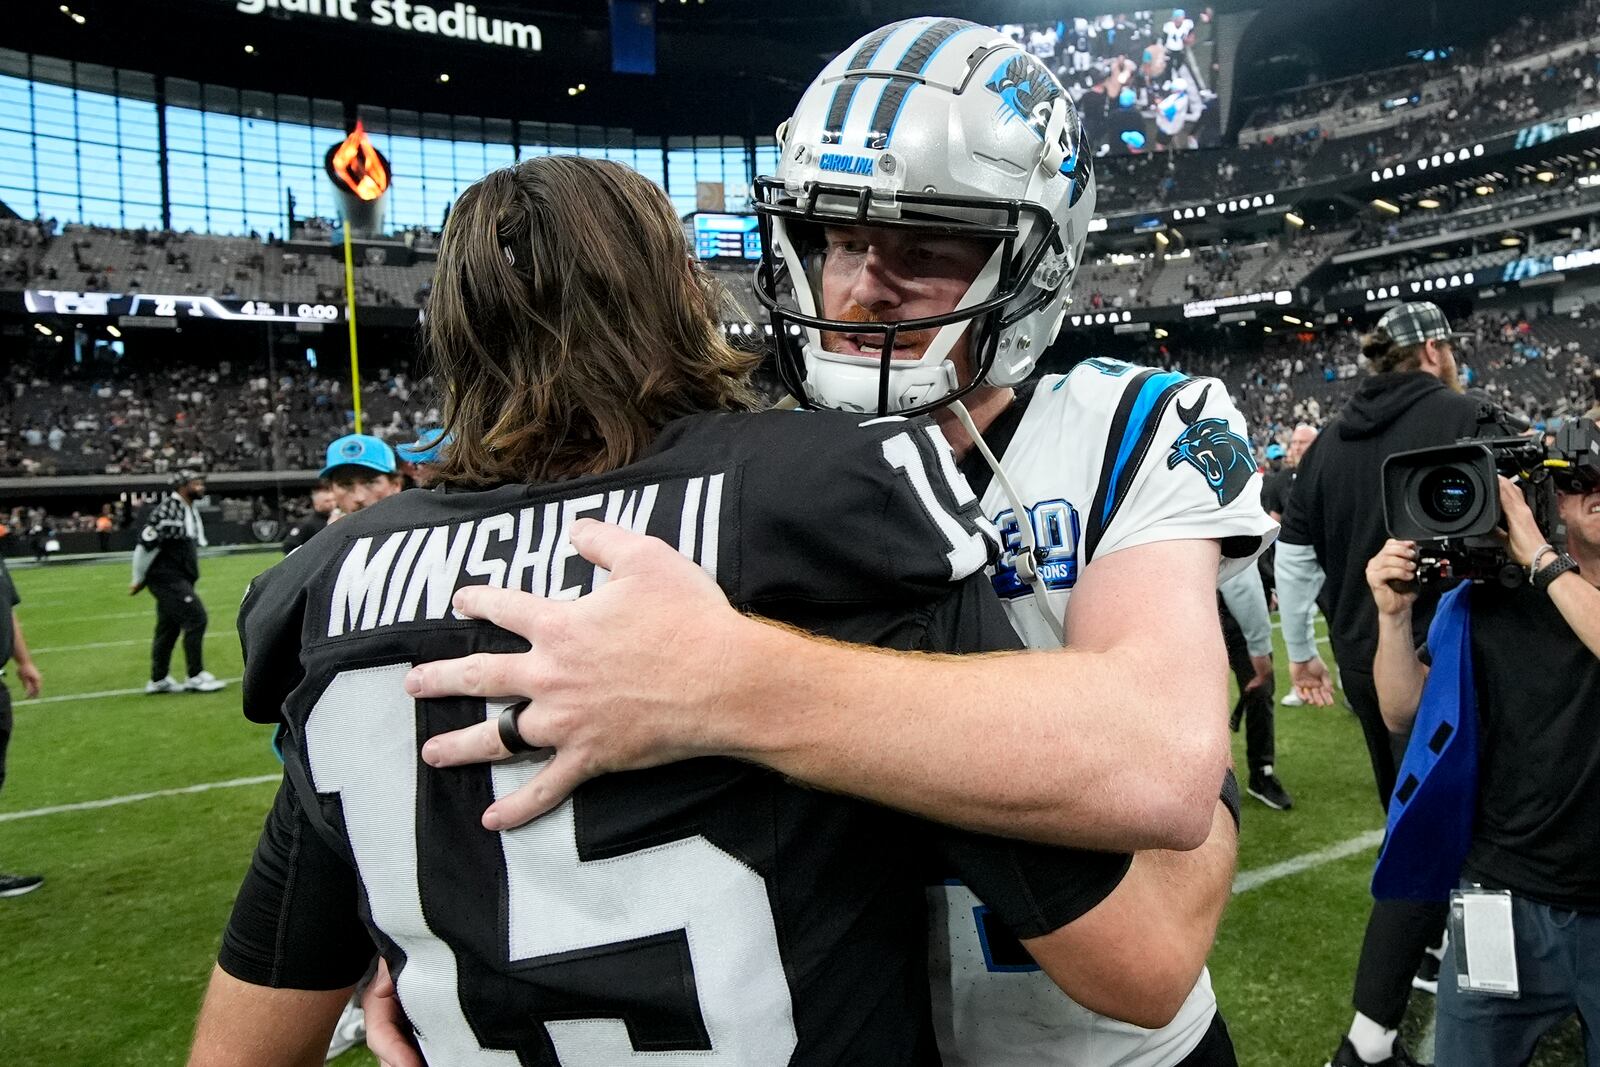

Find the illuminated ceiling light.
xmin=244 ymin=44 xmax=256 ymax=54
xmin=567 ymin=87 xmax=578 ymax=96
xmin=53 ymin=334 xmax=63 ymax=342
xmin=70 ymin=12 xmax=85 ymax=22
xmin=1536 ymin=170 xmax=1556 ymax=182
xmin=1474 ymin=144 xmax=1485 ymax=156
xmin=1265 ymin=193 xmax=1275 ymax=205
xmin=1444 ymin=151 xmax=1456 ymax=164
xmin=32 ymin=322 xmax=51 ymax=335
xmin=58 ymin=4 xmax=67 ymax=10
xmin=1411 ymin=281 xmax=1422 ymax=292
xmin=1419 ymin=159 xmax=1429 ymax=171
xmin=438 ymin=73 xmax=450 ymax=83
xmin=1154 ymin=328 xmax=1168 ymax=339
xmin=1070 ymin=315 xmax=1082 ymax=326
xmin=1431 ymin=155 xmax=1441 ymax=166
xmin=1424 ymin=278 xmax=1435 ymax=290
xmin=1196 ymin=206 xmax=1206 ymax=217
xmin=1367 ymin=289 xmax=1376 ymax=300
xmin=1395 ymin=163 xmax=1406 ymax=175
xmin=1373 ymin=198 xmax=1400 ymax=214
xmin=1475 ymin=184 xmax=1494 ymax=196
xmin=107 ymin=325 xmax=122 ymax=338
xmin=1252 ymin=196 xmax=1264 ymax=208
xmin=1094 ymin=313 xmax=1107 ymax=324
xmin=1263 ymin=326 xmax=1274 ymax=333
xmin=1371 ymin=171 xmax=1381 ymax=182
xmin=1450 ymin=275 xmax=1461 ymax=286
xmin=578 ymin=83 xmax=587 ymax=91
xmin=1155 ymin=232 xmax=1170 ymax=247
xmin=1218 ymin=202 xmax=1228 ymax=213
xmin=1417 ymin=197 xmax=1441 ymax=209
xmin=1500 ymin=235 xmax=1522 ymax=246
xmin=1382 ymin=167 xmax=1395 ymax=179
xmin=1283 ymin=315 xmax=1303 ymax=325
xmin=1285 ymin=211 xmax=1305 ymax=227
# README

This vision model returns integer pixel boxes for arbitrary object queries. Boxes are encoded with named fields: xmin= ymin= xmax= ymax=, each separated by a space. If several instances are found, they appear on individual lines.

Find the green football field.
xmin=0 ymin=553 xmax=1582 ymax=1066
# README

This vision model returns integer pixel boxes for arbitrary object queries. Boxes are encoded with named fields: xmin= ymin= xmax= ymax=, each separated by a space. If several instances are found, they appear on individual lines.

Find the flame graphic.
xmin=327 ymin=121 xmax=390 ymax=202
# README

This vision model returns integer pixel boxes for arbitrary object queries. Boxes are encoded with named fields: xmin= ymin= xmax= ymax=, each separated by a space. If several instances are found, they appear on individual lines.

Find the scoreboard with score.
xmin=22 ymin=290 xmax=343 ymax=323
xmin=692 ymin=214 xmax=761 ymax=263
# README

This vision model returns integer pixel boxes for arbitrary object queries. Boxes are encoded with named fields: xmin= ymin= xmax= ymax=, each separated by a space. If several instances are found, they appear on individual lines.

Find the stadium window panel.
xmin=665 ymin=143 xmax=697 ymax=218
xmin=0 ymin=74 xmax=30 ymax=120
xmin=168 ymin=203 xmax=209 ymax=234
xmin=120 ymin=199 xmax=162 ymax=230
xmin=0 ymin=126 xmax=33 ymax=161
xmin=0 ymin=186 xmax=38 ymax=219
xmin=36 ymin=192 xmax=78 ymax=224
xmin=34 ymin=137 xmax=80 ymax=195
xmin=452 ymin=138 xmax=488 ymax=184
xmin=755 ymin=140 xmax=778 ymax=180
xmin=118 ymin=106 xmax=159 ymax=154
xmin=241 ymin=117 xmax=279 ymax=163
xmin=79 ymin=196 xmax=123 ymax=229
xmin=484 ymin=141 xmax=515 ymax=170
xmin=78 ymin=142 xmax=121 ymax=204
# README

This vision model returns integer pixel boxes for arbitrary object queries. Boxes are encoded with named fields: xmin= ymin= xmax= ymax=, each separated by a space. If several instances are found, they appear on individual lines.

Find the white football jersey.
xmin=1163 ymin=17 xmax=1195 ymax=52
xmin=930 ymin=358 xmax=1276 ymax=1066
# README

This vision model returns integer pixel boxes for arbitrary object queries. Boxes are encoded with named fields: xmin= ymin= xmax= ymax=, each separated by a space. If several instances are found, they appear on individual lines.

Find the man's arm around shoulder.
xmin=1026 ymin=799 xmax=1236 ymax=1029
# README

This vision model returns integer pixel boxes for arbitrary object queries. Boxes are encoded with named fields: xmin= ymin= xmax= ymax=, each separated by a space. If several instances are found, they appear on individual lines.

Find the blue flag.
xmin=1372 ymin=582 xmax=1478 ymax=901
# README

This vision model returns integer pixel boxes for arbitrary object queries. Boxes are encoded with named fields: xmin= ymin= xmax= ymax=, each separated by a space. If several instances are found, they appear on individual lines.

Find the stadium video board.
xmin=22 ymin=290 xmax=343 ymax=323
xmin=997 ymin=8 xmax=1220 ymax=155
xmin=692 ymin=213 xmax=762 ymax=263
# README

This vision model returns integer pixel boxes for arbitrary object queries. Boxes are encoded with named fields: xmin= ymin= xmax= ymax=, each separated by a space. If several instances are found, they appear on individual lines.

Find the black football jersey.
xmin=220 ymin=409 xmax=1129 ymax=1066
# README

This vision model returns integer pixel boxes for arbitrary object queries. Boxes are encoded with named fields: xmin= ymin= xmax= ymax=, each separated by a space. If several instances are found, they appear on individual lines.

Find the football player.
xmin=189 ymin=154 xmax=1179 ymax=1066
xmin=404 ymin=19 xmax=1274 ymax=1067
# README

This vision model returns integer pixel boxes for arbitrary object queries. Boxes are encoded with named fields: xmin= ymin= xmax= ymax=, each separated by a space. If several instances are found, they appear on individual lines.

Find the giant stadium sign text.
xmin=233 ymin=0 xmax=542 ymax=52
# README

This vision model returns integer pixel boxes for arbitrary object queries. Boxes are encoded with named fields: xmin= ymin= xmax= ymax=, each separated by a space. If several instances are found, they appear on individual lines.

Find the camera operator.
xmin=1276 ymin=302 xmax=1499 ymax=1067
xmin=1366 ymin=470 xmax=1600 ymax=1066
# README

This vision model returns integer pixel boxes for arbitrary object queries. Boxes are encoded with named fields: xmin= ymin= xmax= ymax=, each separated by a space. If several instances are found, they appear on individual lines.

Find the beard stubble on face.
xmin=819 ymin=303 xmax=940 ymax=359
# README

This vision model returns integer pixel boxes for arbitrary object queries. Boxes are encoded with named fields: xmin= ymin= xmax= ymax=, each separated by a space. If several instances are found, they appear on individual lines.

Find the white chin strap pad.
xmin=802 ymin=348 xmax=959 ymax=414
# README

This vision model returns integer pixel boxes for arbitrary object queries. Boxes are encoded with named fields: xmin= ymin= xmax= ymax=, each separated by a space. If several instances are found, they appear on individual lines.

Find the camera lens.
xmin=1420 ymin=467 xmax=1476 ymax=523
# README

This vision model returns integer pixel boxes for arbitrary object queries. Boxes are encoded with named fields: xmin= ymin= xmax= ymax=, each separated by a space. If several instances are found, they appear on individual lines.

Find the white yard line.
xmin=1232 ymin=829 xmax=1385 ymax=894
xmin=13 ymin=678 xmax=242 ymax=707
xmin=30 ymin=633 xmax=230 ymax=655
xmin=0 ymin=774 xmax=278 ymax=823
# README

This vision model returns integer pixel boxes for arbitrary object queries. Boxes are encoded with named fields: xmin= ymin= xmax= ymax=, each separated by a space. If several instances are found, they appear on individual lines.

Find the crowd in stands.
xmin=1094 ymin=4 xmax=1600 ymax=215
xmin=0 ymin=353 xmax=441 ymax=478
xmin=1151 ymin=306 xmax=1600 ymax=462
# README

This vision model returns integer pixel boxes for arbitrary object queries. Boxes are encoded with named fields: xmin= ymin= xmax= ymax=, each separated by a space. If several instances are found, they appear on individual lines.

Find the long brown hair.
xmin=425 ymin=156 xmax=760 ymax=487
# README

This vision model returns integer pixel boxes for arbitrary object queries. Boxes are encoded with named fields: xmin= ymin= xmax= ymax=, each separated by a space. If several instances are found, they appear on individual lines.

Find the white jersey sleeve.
xmin=1087 ymin=371 xmax=1278 ymax=581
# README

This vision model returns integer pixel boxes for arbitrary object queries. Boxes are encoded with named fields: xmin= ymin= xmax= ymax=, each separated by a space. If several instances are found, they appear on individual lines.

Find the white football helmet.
xmin=754 ymin=17 xmax=1097 ymax=417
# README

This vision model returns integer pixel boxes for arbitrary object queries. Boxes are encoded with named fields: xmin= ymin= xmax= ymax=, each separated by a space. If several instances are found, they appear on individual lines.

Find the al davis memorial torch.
xmin=325 ymin=120 xmax=391 ymax=434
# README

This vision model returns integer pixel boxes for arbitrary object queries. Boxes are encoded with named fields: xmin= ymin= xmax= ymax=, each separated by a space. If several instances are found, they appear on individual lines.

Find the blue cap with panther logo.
xmin=320 ymin=433 xmax=397 ymax=478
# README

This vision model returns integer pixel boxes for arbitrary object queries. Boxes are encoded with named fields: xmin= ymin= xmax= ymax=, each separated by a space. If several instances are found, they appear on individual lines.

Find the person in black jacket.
xmin=1276 ymin=302 xmax=1508 ymax=1067
xmin=131 ymin=470 xmax=225 ymax=694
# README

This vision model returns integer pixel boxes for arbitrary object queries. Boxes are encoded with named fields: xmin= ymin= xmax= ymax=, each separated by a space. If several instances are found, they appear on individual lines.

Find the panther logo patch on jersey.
xmin=1167 ymin=383 xmax=1255 ymax=506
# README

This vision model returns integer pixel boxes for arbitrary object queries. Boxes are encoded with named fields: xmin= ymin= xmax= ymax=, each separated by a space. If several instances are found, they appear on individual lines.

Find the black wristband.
xmin=1533 ymin=553 xmax=1580 ymax=592
xmin=1219 ymin=768 xmax=1242 ymax=832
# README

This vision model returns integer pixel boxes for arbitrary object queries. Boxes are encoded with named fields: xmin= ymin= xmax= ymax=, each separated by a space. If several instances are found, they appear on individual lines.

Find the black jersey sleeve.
xmin=218 ymin=777 xmax=375 ymax=990
xmin=932 ymin=831 xmax=1132 ymax=940
xmin=238 ymin=538 xmax=323 ymax=724
xmin=1278 ymin=436 xmax=1322 ymax=549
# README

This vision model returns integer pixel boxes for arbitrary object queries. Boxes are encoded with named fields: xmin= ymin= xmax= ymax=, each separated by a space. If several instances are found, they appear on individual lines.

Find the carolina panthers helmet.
xmin=753 ymin=17 xmax=1096 ymax=417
